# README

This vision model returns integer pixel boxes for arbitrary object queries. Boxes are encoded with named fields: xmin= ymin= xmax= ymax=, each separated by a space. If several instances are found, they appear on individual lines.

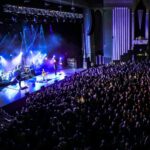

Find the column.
xmin=83 ymin=8 xmax=92 ymax=68
xmin=131 ymin=10 xmax=134 ymax=49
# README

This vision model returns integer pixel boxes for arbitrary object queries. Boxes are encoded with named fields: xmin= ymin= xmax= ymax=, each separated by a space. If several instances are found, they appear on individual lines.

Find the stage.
xmin=0 ymin=68 xmax=84 ymax=108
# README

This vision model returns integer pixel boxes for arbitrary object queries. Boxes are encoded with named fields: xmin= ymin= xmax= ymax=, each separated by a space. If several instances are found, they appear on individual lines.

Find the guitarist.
xmin=42 ymin=69 xmax=46 ymax=81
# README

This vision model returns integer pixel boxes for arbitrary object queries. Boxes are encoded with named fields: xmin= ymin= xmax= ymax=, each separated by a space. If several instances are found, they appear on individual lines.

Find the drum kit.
xmin=0 ymin=71 xmax=13 ymax=81
xmin=0 ymin=65 xmax=32 ymax=82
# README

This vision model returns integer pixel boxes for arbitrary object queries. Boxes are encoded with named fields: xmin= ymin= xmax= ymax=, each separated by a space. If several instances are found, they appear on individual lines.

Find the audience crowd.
xmin=0 ymin=61 xmax=150 ymax=150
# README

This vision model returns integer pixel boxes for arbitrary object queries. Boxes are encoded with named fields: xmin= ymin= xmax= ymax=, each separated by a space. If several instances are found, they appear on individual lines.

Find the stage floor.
xmin=0 ymin=68 xmax=84 ymax=108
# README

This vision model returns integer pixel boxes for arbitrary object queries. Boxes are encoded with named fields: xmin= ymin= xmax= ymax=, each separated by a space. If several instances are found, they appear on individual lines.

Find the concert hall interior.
xmin=0 ymin=0 xmax=150 ymax=149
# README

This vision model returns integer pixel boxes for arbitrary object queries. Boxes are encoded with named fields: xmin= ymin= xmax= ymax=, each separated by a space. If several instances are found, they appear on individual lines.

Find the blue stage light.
xmin=12 ymin=53 xmax=23 ymax=66
xmin=0 ymin=56 xmax=8 ymax=67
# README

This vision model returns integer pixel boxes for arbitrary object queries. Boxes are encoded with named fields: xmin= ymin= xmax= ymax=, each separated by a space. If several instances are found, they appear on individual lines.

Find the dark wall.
xmin=103 ymin=9 xmax=112 ymax=62
xmin=134 ymin=9 xmax=146 ymax=38
xmin=0 ymin=20 xmax=82 ymax=67
xmin=94 ymin=10 xmax=103 ymax=56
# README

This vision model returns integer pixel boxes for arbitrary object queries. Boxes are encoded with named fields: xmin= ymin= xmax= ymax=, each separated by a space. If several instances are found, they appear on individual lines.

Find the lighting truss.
xmin=3 ymin=5 xmax=83 ymax=19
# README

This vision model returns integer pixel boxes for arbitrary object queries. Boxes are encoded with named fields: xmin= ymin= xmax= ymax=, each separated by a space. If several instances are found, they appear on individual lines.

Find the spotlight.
xmin=71 ymin=7 xmax=75 ymax=11
xmin=33 ymin=17 xmax=37 ymax=23
xmin=59 ymin=57 xmax=63 ymax=65
xmin=20 ymin=51 xmax=23 ymax=55
xmin=11 ymin=16 xmax=17 ymax=22
xmin=12 ymin=53 xmax=23 ymax=65
xmin=43 ymin=18 xmax=47 ymax=23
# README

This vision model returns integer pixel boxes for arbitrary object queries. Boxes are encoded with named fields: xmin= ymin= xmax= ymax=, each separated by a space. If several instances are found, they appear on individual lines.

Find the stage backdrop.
xmin=0 ymin=20 xmax=82 ymax=71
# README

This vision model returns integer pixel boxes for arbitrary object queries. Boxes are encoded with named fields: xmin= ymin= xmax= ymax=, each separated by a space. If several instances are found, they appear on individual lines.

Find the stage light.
xmin=11 ymin=16 xmax=17 ymax=22
xmin=50 ymin=59 xmax=53 ymax=64
xmin=59 ymin=57 xmax=63 ymax=65
xmin=43 ymin=54 xmax=47 ymax=57
xmin=30 ymin=50 xmax=33 ymax=54
xmin=0 ymin=56 xmax=8 ymax=67
xmin=43 ymin=18 xmax=47 ymax=23
xmin=12 ymin=53 xmax=23 ymax=66
xmin=4 ymin=87 xmax=18 ymax=101
xmin=33 ymin=17 xmax=37 ymax=23
xmin=71 ymin=7 xmax=75 ymax=11
xmin=32 ymin=52 xmax=47 ymax=65
xmin=3 ymin=5 xmax=83 ymax=20
xmin=50 ymin=55 xmax=56 ymax=64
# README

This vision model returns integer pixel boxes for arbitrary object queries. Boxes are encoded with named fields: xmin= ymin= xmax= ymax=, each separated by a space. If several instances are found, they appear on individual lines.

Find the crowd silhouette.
xmin=0 ymin=61 xmax=150 ymax=150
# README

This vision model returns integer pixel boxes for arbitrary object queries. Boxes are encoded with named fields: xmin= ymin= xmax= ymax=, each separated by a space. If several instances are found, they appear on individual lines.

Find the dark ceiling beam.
xmin=87 ymin=0 xmax=103 ymax=8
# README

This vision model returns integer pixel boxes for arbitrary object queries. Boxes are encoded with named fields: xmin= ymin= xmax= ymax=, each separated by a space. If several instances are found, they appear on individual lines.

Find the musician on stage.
xmin=15 ymin=66 xmax=22 ymax=88
xmin=53 ymin=57 xmax=58 ymax=75
xmin=42 ymin=69 xmax=46 ymax=81
xmin=16 ymin=73 xmax=22 ymax=88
